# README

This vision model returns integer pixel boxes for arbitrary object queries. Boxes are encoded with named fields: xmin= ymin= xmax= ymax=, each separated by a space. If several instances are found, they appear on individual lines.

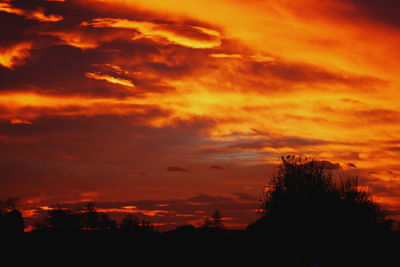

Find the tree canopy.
xmin=251 ymin=155 xmax=390 ymax=237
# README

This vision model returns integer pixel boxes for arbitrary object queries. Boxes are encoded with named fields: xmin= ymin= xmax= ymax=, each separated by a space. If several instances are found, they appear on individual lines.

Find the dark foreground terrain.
xmin=2 ymin=226 xmax=399 ymax=266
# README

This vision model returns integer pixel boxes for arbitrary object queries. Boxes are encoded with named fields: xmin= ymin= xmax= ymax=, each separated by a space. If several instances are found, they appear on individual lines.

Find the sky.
xmin=1 ymin=0 xmax=400 ymax=230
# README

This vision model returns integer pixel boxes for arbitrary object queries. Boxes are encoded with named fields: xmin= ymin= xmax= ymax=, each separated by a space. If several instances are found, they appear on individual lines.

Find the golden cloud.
xmin=0 ymin=2 xmax=63 ymax=22
xmin=83 ymin=18 xmax=221 ymax=49
xmin=0 ymin=42 xmax=32 ymax=69
xmin=86 ymin=72 xmax=135 ymax=88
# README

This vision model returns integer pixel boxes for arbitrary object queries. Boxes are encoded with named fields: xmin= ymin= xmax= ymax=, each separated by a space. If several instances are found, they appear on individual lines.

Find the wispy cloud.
xmin=0 ymin=2 xmax=62 ymax=22
xmin=83 ymin=18 xmax=221 ymax=49
xmin=85 ymin=72 xmax=135 ymax=87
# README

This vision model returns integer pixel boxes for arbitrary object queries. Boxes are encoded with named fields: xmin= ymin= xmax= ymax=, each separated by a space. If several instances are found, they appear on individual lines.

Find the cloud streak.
xmin=0 ymin=2 xmax=62 ymax=22
xmin=83 ymin=17 xmax=221 ymax=49
xmin=85 ymin=72 xmax=135 ymax=88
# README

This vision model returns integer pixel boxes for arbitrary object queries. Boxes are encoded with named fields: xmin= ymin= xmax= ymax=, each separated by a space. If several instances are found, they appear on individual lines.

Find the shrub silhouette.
xmin=202 ymin=210 xmax=225 ymax=230
xmin=45 ymin=208 xmax=80 ymax=230
xmin=78 ymin=203 xmax=116 ymax=230
xmin=120 ymin=214 xmax=141 ymax=231
xmin=0 ymin=197 xmax=24 ymax=237
xmin=247 ymin=155 xmax=392 ymax=263
xmin=42 ymin=203 xmax=116 ymax=231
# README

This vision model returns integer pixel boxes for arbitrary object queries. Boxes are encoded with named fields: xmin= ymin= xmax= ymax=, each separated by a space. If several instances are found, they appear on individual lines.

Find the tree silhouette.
xmin=120 ymin=214 xmax=140 ymax=231
xmin=248 ymin=155 xmax=392 ymax=264
xmin=257 ymin=156 xmax=388 ymax=233
xmin=42 ymin=203 xmax=116 ymax=231
xmin=203 ymin=210 xmax=225 ymax=229
xmin=45 ymin=207 xmax=80 ymax=230
xmin=0 ymin=197 xmax=24 ymax=237
xmin=78 ymin=203 xmax=116 ymax=230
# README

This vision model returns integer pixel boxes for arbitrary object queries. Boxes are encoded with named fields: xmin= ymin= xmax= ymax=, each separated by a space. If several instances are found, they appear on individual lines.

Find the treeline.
xmin=0 ymin=198 xmax=226 ymax=238
xmin=35 ymin=203 xmax=154 ymax=232
xmin=0 ymin=197 xmax=24 ymax=238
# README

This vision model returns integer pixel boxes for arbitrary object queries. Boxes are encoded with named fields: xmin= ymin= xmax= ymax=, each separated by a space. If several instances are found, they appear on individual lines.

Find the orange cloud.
xmin=27 ymin=8 xmax=63 ymax=22
xmin=83 ymin=18 xmax=221 ymax=49
xmin=210 ymin=53 xmax=242 ymax=59
xmin=0 ymin=2 xmax=63 ymax=22
xmin=0 ymin=2 xmax=25 ymax=16
xmin=10 ymin=118 xmax=33 ymax=125
xmin=0 ymin=42 xmax=32 ymax=69
xmin=88 ymin=0 xmax=400 ymax=81
xmin=45 ymin=31 xmax=100 ymax=50
xmin=44 ymin=28 xmax=138 ymax=50
xmin=0 ymin=92 xmax=143 ymax=120
xmin=86 ymin=72 xmax=135 ymax=88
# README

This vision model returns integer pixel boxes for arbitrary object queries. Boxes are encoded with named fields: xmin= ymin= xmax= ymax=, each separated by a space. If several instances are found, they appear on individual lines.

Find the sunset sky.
xmin=1 ymin=0 xmax=400 ymax=230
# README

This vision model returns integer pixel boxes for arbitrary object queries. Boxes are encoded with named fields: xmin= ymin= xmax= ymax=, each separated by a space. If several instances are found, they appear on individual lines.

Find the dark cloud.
xmin=346 ymin=0 xmax=400 ymax=28
xmin=221 ymin=135 xmax=343 ymax=151
xmin=233 ymin=192 xmax=258 ymax=201
xmin=359 ymin=176 xmax=400 ymax=199
xmin=354 ymin=109 xmax=400 ymax=124
xmin=312 ymin=160 xmax=341 ymax=170
xmin=347 ymin=162 xmax=357 ymax=168
xmin=167 ymin=166 xmax=189 ymax=172
xmin=341 ymin=98 xmax=362 ymax=105
xmin=337 ymin=152 xmax=362 ymax=161
xmin=210 ymin=165 xmax=225 ymax=170
xmin=387 ymin=146 xmax=400 ymax=152
xmin=186 ymin=193 xmax=233 ymax=203
xmin=242 ymin=60 xmax=386 ymax=91
xmin=0 ymin=115 xmax=204 ymax=164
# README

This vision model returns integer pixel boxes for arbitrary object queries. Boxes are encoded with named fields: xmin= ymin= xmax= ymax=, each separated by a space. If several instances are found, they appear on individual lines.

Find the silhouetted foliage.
xmin=247 ymin=155 xmax=394 ymax=264
xmin=120 ymin=214 xmax=140 ymax=231
xmin=119 ymin=214 xmax=156 ymax=234
xmin=175 ymin=224 xmax=196 ymax=232
xmin=41 ymin=203 xmax=116 ymax=231
xmin=2 ymin=209 xmax=24 ymax=235
xmin=202 ymin=210 xmax=225 ymax=230
xmin=0 ymin=197 xmax=19 ymax=212
xmin=78 ymin=203 xmax=116 ymax=230
xmin=0 ymin=197 xmax=24 ymax=237
xmin=256 ymin=156 xmax=388 ymax=233
xmin=45 ymin=208 xmax=80 ymax=230
xmin=139 ymin=220 xmax=155 ymax=233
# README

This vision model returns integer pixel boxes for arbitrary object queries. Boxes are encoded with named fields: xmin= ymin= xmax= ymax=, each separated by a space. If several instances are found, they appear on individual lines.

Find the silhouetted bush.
xmin=247 ymin=155 xmax=394 ymax=264
xmin=45 ymin=208 xmax=80 ymax=231
xmin=41 ymin=203 xmax=116 ymax=231
xmin=120 ymin=214 xmax=141 ymax=231
xmin=0 ymin=197 xmax=24 ymax=237
xmin=258 ymin=156 xmax=388 ymax=231
xmin=201 ymin=210 xmax=225 ymax=230
xmin=78 ymin=203 xmax=117 ymax=230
